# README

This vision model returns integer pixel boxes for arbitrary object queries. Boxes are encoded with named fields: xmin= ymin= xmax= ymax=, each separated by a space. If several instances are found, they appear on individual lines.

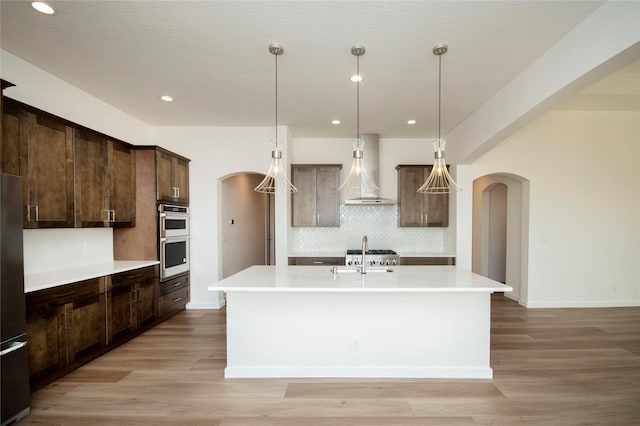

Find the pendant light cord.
xmin=356 ymin=54 xmax=360 ymax=140
xmin=275 ymin=52 xmax=278 ymax=149
xmin=438 ymin=52 xmax=441 ymax=147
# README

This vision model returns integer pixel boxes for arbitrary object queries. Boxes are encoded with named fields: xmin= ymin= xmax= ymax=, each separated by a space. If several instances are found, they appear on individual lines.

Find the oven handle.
xmin=159 ymin=213 xmax=167 ymax=238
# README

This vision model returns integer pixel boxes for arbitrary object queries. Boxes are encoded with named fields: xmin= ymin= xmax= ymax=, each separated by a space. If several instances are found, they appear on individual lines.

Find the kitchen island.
xmin=209 ymin=265 xmax=511 ymax=379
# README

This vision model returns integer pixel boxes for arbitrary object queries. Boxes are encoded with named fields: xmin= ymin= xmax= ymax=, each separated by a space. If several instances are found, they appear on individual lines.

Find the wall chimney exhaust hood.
xmin=344 ymin=133 xmax=396 ymax=205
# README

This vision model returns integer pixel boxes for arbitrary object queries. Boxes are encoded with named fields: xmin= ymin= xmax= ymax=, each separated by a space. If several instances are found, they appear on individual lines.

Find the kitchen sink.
xmin=331 ymin=266 xmax=394 ymax=275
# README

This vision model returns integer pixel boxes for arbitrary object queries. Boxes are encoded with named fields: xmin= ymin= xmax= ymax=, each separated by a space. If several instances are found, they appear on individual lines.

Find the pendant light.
xmin=255 ymin=43 xmax=298 ymax=194
xmin=417 ymin=44 xmax=462 ymax=194
xmin=338 ymin=45 xmax=379 ymax=197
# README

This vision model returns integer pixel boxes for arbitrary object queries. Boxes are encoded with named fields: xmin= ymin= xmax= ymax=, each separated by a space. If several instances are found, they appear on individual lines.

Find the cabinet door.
xmin=1 ymin=101 xmax=23 ymax=176
xmin=156 ymin=150 xmax=174 ymax=202
xmin=291 ymin=167 xmax=317 ymax=226
xmin=156 ymin=150 xmax=189 ymax=204
xmin=108 ymin=140 xmax=136 ymax=226
xmin=397 ymin=166 xmax=427 ymax=227
xmin=74 ymin=129 xmax=109 ymax=226
xmin=173 ymin=157 xmax=189 ymax=204
xmin=25 ymin=112 xmax=74 ymax=228
xmin=65 ymin=293 xmax=107 ymax=365
xmin=25 ymin=304 xmax=66 ymax=386
xmin=106 ymin=285 xmax=135 ymax=345
xmin=315 ymin=167 xmax=340 ymax=227
xmin=135 ymin=278 xmax=158 ymax=330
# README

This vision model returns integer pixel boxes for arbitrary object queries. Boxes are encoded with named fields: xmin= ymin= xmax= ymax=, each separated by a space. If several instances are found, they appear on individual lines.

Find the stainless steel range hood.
xmin=344 ymin=133 xmax=396 ymax=205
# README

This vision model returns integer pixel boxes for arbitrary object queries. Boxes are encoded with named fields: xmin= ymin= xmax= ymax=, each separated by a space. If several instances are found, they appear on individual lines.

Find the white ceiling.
xmin=1 ymin=0 xmax=628 ymax=139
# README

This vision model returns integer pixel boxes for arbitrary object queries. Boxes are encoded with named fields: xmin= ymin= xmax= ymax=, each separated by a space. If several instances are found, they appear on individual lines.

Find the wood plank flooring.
xmin=21 ymin=294 xmax=640 ymax=425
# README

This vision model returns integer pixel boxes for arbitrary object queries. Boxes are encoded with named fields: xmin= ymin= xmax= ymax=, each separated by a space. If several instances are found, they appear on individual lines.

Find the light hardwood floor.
xmin=21 ymin=294 xmax=640 ymax=425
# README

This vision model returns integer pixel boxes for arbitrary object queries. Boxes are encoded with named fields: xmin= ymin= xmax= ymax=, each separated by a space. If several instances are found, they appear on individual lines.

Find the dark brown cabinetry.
xmin=399 ymin=257 xmax=455 ymax=265
xmin=396 ymin=165 xmax=449 ymax=227
xmin=1 ymin=98 xmax=137 ymax=229
xmin=156 ymin=148 xmax=189 ymax=204
xmin=159 ymin=273 xmax=190 ymax=319
xmin=288 ymin=257 xmax=345 ymax=266
xmin=25 ymin=278 xmax=107 ymax=391
xmin=74 ymin=129 xmax=136 ymax=227
xmin=106 ymin=266 xmax=159 ymax=346
xmin=2 ymin=100 xmax=75 ymax=228
xmin=25 ymin=266 xmax=161 ymax=391
xmin=291 ymin=164 xmax=342 ymax=227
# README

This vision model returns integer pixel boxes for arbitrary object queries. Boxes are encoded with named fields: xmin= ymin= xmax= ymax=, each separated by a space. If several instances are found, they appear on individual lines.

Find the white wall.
xmin=151 ymin=125 xmax=290 ymax=308
xmin=472 ymin=110 xmax=640 ymax=307
xmin=221 ymin=173 xmax=269 ymax=278
xmin=1 ymin=50 xmax=151 ymax=144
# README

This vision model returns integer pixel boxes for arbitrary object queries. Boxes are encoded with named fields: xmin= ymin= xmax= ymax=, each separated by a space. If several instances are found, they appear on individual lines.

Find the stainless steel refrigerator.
xmin=1 ymin=173 xmax=30 ymax=425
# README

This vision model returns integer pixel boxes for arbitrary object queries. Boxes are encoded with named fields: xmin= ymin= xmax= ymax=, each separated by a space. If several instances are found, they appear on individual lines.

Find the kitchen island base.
xmin=224 ymin=290 xmax=493 ymax=379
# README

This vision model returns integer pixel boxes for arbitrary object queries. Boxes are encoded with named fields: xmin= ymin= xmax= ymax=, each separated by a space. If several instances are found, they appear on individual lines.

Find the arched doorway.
xmin=220 ymin=172 xmax=274 ymax=278
xmin=472 ymin=173 xmax=530 ymax=304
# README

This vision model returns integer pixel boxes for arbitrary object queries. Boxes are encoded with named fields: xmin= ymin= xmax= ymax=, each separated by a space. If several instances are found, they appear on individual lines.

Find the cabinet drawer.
xmin=160 ymin=286 xmax=189 ymax=316
xmin=399 ymin=257 xmax=455 ymax=266
xmin=108 ymin=265 xmax=158 ymax=290
xmin=160 ymin=273 xmax=189 ymax=295
xmin=26 ymin=277 xmax=103 ymax=313
xmin=289 ymin=257 xmax=345 ymax=266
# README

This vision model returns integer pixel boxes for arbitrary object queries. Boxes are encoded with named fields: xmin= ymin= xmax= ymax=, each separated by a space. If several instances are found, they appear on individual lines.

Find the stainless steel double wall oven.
xmin=158 ymin=204 xmax=190 ymax=281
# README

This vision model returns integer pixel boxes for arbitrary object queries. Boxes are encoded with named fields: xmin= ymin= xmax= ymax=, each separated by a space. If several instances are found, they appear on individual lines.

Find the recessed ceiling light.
xmin=31 ymin=1 xmax=55 ymax=15
xmin=350 ymin=74 xmax=363 ymax=83
xmin=160 ymin=95 xmax=173 ymax=102
xmin=407 ymin=120 xmax=417 ymax=125
xmin=331 ymin=120 xmax=341 ymax=125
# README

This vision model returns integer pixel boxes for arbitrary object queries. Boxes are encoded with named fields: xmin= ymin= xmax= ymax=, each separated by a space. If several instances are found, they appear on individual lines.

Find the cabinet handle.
xmin=172 ymin=282 xmax=183 ymax=287
xmin=176 ymin=187 xmax=180 ymax=198
xmin=34 ymin=205 xmax=39 ymax=221
xmin=0 ymin=341 xmax=27 ymax=357
xmin=312 ymin=261 xmax=323 ymax=264
xmin=27 ymin=205 xmax=37 ymax=221
xmin=111 ymin=210 xmax=116 ymax=222
xmin=172 ymin=297 xmax=183 ymax=302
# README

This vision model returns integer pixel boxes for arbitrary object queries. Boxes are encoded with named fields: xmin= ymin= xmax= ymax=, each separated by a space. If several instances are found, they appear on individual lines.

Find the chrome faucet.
xmin=361 ymin=235 xmax=368 ymax=274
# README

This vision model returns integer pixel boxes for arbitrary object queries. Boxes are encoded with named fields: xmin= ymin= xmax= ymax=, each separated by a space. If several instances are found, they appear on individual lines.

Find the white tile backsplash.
xmin=290 ymin=205 xmax=444 ymax=253
xmin=24 ymin=228 xmax=114 ymax=274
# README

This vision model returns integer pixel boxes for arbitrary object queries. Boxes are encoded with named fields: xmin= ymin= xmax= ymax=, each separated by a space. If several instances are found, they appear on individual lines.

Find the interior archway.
xmin=472 ymin=173 xmax=530 ymax=305
xmin=219 ymin=172 xmax=274 ymax=279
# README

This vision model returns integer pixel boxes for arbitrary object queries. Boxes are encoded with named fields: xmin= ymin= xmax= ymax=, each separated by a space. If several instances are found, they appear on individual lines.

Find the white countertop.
xmin=25 ymin=260 xmax=160 ymax=293
xmin=209 ymin=265 xmax=511 ymax=293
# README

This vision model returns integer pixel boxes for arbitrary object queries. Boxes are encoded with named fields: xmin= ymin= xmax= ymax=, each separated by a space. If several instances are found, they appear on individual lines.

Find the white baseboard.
xmin=224 ymin=366 xmax=493 ymax=379
xmin=524 ymin=299 xmax=640 ymax=308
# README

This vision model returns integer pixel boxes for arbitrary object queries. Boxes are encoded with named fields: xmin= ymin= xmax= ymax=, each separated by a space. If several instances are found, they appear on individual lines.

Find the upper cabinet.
xmin=291 ymin=164 xmax=341 ymax=227
xmin=74 ymin=129 xmax=135 ymax=227
xmin=396 ymin=165 xmax=449 ymax=227
xmin=2 ymin=100 xmax=75 ymax=228
xmin=156 ymin=148 xmax=189 ymax=205
xmin=1 ymin=98 xmax=136 ymax=228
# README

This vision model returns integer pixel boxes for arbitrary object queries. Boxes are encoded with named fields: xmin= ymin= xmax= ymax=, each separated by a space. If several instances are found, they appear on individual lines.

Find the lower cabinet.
xmin=399 ymin=257 xmax=455 ymax=265
xmin=288 ymin=257 xmax=345 ymax=266
xmin=106 ymin=266 xmax=158 ymax=345
xmin=25 ymin=265 xmax=190 ymax=391
xmin=25 ymin=277 xmax=107 ymax=391
xmin=159 ymin=273 xmax=190 ymax=319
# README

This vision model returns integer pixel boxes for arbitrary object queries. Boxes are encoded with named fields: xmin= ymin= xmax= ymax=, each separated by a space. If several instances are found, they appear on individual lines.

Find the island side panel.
xmin=224 ymin=290 xmax=492 ymax=378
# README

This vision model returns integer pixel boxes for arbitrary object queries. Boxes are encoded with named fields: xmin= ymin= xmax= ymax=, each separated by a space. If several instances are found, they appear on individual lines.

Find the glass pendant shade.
xmin=254 ymin=43 xmax=297 ymax=194
xmin=338 ymin=138 xmax=379 ymax=198
xmin=417 ymin=140 xmax=461 ymax=194
xmin=254 ymin=144 xmax=298 ymax=193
